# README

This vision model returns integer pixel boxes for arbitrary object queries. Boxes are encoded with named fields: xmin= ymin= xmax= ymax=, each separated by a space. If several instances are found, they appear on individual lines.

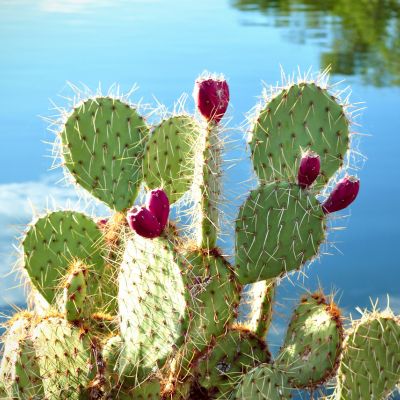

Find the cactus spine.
xmin=1 ymin=69 xmax=397 ymax=400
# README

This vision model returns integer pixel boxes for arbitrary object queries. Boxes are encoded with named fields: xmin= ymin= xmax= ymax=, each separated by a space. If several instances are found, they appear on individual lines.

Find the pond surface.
xmin=0 ymin=0 xmax=399 ymax=395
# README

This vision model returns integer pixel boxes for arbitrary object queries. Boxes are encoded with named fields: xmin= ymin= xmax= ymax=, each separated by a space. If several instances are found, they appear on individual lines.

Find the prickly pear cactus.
xmin=1 ymin=69 xmax=396 ymax=400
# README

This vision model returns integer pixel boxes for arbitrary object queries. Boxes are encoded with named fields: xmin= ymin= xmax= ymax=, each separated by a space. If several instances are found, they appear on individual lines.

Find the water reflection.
xmin=232 ymin=0 xmax=400 ymax=86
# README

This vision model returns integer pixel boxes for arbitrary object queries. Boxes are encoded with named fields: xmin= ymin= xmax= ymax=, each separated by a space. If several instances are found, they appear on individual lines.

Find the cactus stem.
xmin=194 ymin=122 xmax=222 ymax=249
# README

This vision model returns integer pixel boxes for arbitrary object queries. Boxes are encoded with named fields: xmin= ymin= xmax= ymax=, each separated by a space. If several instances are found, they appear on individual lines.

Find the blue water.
xmin=0 ymin=0 xmax=399 ymax=397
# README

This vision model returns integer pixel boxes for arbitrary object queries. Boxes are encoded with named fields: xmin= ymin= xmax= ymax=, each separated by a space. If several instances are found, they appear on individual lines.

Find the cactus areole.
xmin=2 ymin=70 xmax=393 ymax=400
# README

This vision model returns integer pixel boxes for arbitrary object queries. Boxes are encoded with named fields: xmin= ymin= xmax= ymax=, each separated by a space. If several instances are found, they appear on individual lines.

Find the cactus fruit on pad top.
xmin=249 ymin=82 xmax=349 ymax=189
xmin=3 ymin=69 xmax=396 ymax=400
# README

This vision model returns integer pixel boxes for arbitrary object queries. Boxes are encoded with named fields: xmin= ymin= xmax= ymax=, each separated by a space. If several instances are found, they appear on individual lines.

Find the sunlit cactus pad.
xmin=336 ymin=312 xmax=400 ymax=399
xmin=118 ymin=233 xmax=189 ymax=382
xmin=178 ymin=249 xmax=241 ymax=374
xmin=61 ymin=97 xmax=149 ymax=210
xmin=143 ymin=115 xmax=199 ymax=203
xmin=194 ymin=327 xmax=270 ymax=397
xmin=23 ymin=210 xmax=105 ymax=304
xmin=277 ymin=293 xmax=344 ymax=388
xmin=32 ymin=316 xmax=97 ymax=399
xmin=234 ymin=365 xmax=292 ymax=400
xmin=235 ymin=181 xmax=326 ymax=284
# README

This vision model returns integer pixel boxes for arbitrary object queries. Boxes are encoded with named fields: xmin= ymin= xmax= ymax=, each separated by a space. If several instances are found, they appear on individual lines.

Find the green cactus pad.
xmin=0 ymin=313 xmax=44 ymax=399
xmin=61 ymin=97 xmax=149 ymax=210
xmin=130 ymin=379 xmax=161 ymax=399
xmin=10 ymin=337 xmax=44 ymax=399
xmin=63 ymin=262 xmax=88 ymax=322
xmin=277 ymin=293 xmax=344 ymax=388
xmin=103 ymin=334 xmax=123 ymax=377
xmin=118 ymin=233 xmax=189 ymax=382
xmin=336 ymin=312 xmax=400 ymax=400
xmin=23 ymin=211 xmax=111 ymax=309
xmin=168 ymin=380 xmax=192 ymax=400
xmin=250 ymin=82 xmax=349 ymax=188
xmin=178 ymin=250 xmax=241 ymax=375
xmin=235 ymin=181 xmax=326 ymax=284
xmin=233 ymin=365 xmax=292 ymax=400
xmin=144 ymin=115 xmax=199 ymax=203
xmin=106 ymin=380 xmax=160 ymax=400
xmin=32 ymin=316 xmax=96 ymax=399
xmin=195 ymin=327 xmax=270 ymax=398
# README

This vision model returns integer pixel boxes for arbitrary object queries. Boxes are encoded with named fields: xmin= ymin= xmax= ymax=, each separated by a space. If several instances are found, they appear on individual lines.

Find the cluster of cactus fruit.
xmin=1 ymin=69 xmax=399 ymax=400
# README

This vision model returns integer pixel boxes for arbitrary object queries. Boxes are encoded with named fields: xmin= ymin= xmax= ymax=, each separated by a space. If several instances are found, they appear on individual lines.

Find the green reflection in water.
xmin=232 ymin=0 xmax=400 ymax=86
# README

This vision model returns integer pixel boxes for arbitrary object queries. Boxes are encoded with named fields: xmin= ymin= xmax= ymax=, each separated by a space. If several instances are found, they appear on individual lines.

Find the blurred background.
xmin=0 ymin=0 xmax=399 ymax=392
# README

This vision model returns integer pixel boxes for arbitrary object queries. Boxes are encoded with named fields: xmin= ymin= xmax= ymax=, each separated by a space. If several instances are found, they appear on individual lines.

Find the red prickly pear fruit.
xmin=97 ymin=217 xmax=109 ymax=226
xmin=322 ymin=176 xmax=360 ymax=214
xmin=146 ymin=188 xmax=170 ymax=231
xmin=298 ymin=151 xmax=321 ymax=189
xmin=193 ymin=76 xmax=229 ymax=124
xmin=126 ymin=206 xmax=162 ymax=239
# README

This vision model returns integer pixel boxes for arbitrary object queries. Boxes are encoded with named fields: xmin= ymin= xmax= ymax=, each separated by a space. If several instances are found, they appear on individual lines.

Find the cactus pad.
xmin=250 ymin=82 xmax=349 ymax=188
xmin=63 ymin=262 xmax=88 ymax=322
xmin=336 ymin=313 xmax=400 ymax=399
xmin=277 ymin=293 xmax=344 ymax=388
xmin=23 ymin=211 xmax=105 ymax=305
xmin=235 ymin=182 xmax=326 ymax=284
xmin=195 ymin=327 xmax=270 ymax=397
xmin=103 ymin=335 xmax=123 ymax=377
xmin=233 ymin=365 xmax=292 ymax=400
xmin=130 ymin=379 xmax=161 ymax=399
xmin=118 ymin=234 xmax=188 ymax=381
xmin=144 ymin=115 xmax=199 ymax=203
xmin=32 ymin=316 xmax=96 ymax=399
xmin=61 ymin=97 xmax=149 ymax=210
xmin=0 ymin=313 xmax=43 ymax=399
xmin=178 ymin=250 xmax=241 ymax=374
xmin=9 ymin=337 xmax=44 ymax=398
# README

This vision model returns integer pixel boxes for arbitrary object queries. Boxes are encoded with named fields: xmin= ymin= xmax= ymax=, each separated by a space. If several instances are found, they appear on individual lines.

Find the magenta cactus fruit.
xmin=322 ymin=176 xmax=360 ymax=214
xmin=146 ymin=188 xmax=170 ymax=231
xmin=126 ymin=206 xmax=162 ymax=239
xmin=298 ymin=151 xmax=321 ymax=189
xmin=97 ymin=217 xmax=109 ymax=228
xmin=193 ymin=76 xmax=229 ymax=124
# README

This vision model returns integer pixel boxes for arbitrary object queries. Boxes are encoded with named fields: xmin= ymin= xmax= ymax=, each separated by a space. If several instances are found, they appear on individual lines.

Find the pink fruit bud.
xmin=126 ymin=206 xmax=162 ymax=239
xmin=298 ymin=151 xmax=321 ymax=189
xmin=97 ymin=218 xmax=109 ymax=227
xmin=193 ymin=76 xmax=229 ymax=124
xmin=146 ymin=188 xmax=170 ymax=231
xmin=322 ymin=176 xmax=360 ymax=214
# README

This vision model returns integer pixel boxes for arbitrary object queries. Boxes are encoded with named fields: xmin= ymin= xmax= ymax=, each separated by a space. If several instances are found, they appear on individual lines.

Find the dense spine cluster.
xmin=1 ymin=69 xmax=398 ymax=400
